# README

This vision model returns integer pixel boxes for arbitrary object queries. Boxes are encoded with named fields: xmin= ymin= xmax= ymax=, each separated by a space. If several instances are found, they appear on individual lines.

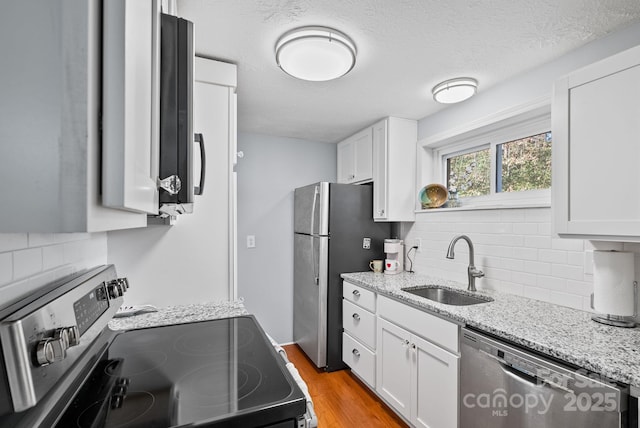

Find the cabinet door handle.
xmin=402 ymin=339 xmax=410 ymax=348
xmin=194 ymin=133 xmax=206 ymax=195
xmin=352 ymin=349 xmax=360 ymax=357
xmin=411 ymin=343 xmax=416 ymax=350
xmin=352 ymin=290 xmax=360 ymax=297
xmin=352 ymin=313 xmax=360 ymax=321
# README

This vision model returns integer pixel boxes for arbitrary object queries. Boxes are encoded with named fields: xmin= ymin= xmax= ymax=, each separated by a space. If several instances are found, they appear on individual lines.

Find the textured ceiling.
xmin=177 ymin=0 xmax=640 ymax=143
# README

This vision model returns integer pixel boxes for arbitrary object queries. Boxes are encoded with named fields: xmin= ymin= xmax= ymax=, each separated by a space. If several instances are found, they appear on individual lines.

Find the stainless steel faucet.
xmin=446 ymin=235 xmax=484 ymax=292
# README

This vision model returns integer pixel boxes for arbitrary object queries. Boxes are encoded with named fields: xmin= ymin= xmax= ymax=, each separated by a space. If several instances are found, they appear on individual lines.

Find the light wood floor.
xmin=282 ymin=344 xmax=409 ymax=428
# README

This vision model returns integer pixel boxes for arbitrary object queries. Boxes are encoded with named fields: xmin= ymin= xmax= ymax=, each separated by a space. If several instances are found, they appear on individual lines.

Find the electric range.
xmin=0 ymin=265 xmax=308 ymax=428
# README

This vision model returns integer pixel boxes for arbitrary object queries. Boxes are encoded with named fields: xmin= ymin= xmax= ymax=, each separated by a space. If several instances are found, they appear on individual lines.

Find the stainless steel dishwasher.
xmin=460 ymin=327 xmax=633 ymax=428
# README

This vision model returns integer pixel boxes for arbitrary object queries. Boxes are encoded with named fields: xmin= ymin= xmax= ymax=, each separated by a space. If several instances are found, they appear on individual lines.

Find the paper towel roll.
xmin=593 ymin=251 xmax=635 ymax=316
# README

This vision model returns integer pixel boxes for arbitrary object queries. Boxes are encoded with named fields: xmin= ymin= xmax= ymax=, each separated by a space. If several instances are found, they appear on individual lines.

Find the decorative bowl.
xmin=419 ymin=184 xmax=449 ymax=209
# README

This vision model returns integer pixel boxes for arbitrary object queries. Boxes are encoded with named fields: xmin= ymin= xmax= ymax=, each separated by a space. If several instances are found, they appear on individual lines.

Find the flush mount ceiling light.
xmin=432 ymin=77 xmax=478 ymax=104
xmin=275 ymin=26 xmax=357 ymax=82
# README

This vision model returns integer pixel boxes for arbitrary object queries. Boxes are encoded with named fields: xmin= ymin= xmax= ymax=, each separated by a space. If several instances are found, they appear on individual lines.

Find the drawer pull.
xmin=352 ymin=348 xmax=360 ymax=357
xmin=352 ymin=313 xmax=360 ymax=321
xmin=352 ymin=290 xmax=360 ymax=297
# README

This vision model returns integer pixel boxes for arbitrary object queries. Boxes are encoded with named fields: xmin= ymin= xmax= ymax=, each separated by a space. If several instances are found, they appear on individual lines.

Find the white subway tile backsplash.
xmin=510 ymin=247 xmax=538 ymax=261
xmin=524 ymin=235 xmax=552 ymax=249
xmin=0 ymin=232 xmax=107 ymax=305
xmin=524 ymin=286 xmax=551 ymax=301
xmin=551 ymin=238 xmax=584 ymax=252
xmin=537 ymin=223 xmax=551 ymax=235
xmin=524 ymin=260 xmax=552 ymax=276
xmin=549 ymin=291 xmax=583 ymax=310
xmin=566 ymin=251 xmax=584 ymax=267
xmin=0 ymin=253 xmax=12 ymax=286
xmin=538 ymin=249 xmax=567 ymax=264
xmin=524 ymin=209 xmax=551 ymax=222
xmin=566 ymin=279 xmax=593 ymax=297
xmin=0 ymin=234 xmax=28 ymax=253
xmin=13 ymin=248 xmax=42 ymax=280
xmin=513 ymin=223 xmax=539 ymax=235
xmin=43 ymin=245 xmax=65 ymax=271
xmin=405 ymin=207 xmax=640 ymax=313
xmin=482 ymin=267 xmax=512 ymax=282
xmin=583 ymin=251 xmax=594 ymax=274
xmin=551 ymin=264 xmax=584 ymax=281
xmin=511 ymin=271 xmax=538 ymax=286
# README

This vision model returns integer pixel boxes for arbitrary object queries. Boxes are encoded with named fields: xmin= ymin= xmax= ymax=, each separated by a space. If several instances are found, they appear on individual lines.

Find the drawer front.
xmin=378 ymin=295 xmax=459 ymax=353
xmin=343 ymin=281 xmax=376 ymax=312
xmin=342 ymin=332 xmax=376 ymax=388
xmin=343 ymin=299 xmax=376 ymax=349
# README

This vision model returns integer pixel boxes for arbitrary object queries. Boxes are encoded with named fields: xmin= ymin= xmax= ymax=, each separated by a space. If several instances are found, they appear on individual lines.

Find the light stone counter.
xmin=108 ymin=299 xmax=249 ymax=331
xmin=341 ymin=271 xmax=640 ymax=393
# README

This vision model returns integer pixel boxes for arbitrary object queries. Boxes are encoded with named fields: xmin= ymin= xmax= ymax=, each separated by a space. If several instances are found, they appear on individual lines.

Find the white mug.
xmin=385 ymin=259 xmax=399 ymax=272
xmin=369 ymin=260 xmax=383 ymax=273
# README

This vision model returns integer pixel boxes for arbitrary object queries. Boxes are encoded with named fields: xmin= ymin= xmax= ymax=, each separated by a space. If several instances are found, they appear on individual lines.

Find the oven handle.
xmin=194 ymin=133 xmax=206 ymax=195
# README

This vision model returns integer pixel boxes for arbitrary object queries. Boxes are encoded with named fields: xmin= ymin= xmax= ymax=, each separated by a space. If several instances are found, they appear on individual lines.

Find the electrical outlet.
xmin=362 ymin=237 xmax=371 ymax=249
xmin=247 ymin=235 xmax=256 ymax=248
xmin=414 ymin=238 xmax=422 ymax=252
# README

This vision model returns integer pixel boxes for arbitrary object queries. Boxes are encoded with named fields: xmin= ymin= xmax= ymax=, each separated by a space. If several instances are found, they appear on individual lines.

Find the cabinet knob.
xmin=352 ymin=348 xmax=360 ymax=357
xmin=157 ymin=175 xmax=182 ymax=195
xmin=402 ymin=339 xmax=410 ymax=348
xmin=352 ymin=290 xmax=360 ymax=297
xmin=411 ymin=343 xmax=417 ymax=350
xmin=352 ymin=313 xmax=360 ymax=321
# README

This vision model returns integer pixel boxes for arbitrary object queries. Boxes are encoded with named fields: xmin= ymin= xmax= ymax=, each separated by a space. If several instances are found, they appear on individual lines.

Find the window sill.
xmin=415 ymin=201 xmax=550 ymax=213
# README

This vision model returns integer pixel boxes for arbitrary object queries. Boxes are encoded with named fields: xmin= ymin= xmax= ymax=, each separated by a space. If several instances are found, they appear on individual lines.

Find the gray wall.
xmin=237 ymin=132 xmax=336 ymax=343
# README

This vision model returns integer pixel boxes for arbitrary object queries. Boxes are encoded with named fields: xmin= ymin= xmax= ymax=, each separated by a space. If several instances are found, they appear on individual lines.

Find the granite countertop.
xmin=108 ymin=299 xmax=249 ymax=331
xmin=341 ymin=271 xmax=640 ymax=393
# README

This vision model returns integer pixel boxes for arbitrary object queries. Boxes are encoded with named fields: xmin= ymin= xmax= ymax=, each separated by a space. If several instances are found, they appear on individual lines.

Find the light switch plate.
xmin=362 ymin=238 xmax=371 ymax=249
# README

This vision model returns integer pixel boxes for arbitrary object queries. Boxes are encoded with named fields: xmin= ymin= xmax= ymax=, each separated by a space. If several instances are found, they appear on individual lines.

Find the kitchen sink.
xmin=402 ymin=286 xmax=493 ymax=306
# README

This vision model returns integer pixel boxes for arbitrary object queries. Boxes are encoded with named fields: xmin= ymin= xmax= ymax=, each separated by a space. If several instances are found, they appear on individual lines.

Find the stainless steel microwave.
xmin=156 ymin=13 xmax=205 ymax=218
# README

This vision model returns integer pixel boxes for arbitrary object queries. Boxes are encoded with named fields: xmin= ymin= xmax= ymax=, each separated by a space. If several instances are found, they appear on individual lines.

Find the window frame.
xmin=417 ymin=100 xmax=552 ymax=211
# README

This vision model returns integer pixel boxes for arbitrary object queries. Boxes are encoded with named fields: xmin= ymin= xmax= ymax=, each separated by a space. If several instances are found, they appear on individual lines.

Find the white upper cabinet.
xmin=0 ymin=0 xmax=146 ymax=232
xmin=372 ymin=117 xmax=417 ymax=222
xmin=553 ymin=44 xmax=640 ymax=241
xmin=337 ymin=127 xmax=373 ymax=184
xmin=102 ymin=0 xmax=160 ymax=215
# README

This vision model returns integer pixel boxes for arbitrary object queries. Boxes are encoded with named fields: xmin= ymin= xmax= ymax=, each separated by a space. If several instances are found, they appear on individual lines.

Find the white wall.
xmin=236 ymin=132 xmax=336 ymax=343
xmin=409 ymin=22 xmax=640 ymax=320
xmin=107 ymin=69 xmax=234 ymax=308
xmin=0 ymin=233 xmax=107 ymax=308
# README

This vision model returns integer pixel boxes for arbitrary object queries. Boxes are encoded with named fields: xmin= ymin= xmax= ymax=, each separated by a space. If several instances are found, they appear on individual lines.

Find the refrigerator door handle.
xmin=312 ymin=238 xmax=319 ymax=285
xmin=310 ymin=185 xmax=319 ymax=235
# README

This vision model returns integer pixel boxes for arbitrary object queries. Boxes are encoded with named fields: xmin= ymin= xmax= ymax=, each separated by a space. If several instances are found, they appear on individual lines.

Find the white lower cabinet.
xmin=376 ymin=296 xmax=459 ymax=428
xmin=342 ymin=332 xmax=376 ymax=387
xmin=342 ymin=282 xmax=377 ymax=388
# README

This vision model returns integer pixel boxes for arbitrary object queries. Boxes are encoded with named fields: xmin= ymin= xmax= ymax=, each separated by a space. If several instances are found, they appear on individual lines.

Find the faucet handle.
xmin=470 ymin=267 xmax=484 ymax=278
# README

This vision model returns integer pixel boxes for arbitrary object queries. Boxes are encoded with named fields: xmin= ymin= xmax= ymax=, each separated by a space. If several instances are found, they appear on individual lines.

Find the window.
xmin=496 ymin=132 xmax=551 ymax=193
xmin=446 ymin=147 xmax=490 ymax=198
xmin=421 ymin=105 xmax=552 ymax=210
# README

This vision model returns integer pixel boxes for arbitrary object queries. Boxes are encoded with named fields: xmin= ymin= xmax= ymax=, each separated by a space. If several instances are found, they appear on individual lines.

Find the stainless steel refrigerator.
xmin=293 ymin=182 xmax=390 ymax=371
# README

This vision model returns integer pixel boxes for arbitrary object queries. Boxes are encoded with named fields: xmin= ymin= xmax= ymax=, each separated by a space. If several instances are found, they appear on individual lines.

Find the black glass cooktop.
xmin=56 ymin=316 xmax=306 ymax=427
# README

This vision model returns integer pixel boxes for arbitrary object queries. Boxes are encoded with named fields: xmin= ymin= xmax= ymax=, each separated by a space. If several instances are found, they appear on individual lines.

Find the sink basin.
xmin=402 ymin=286 xmax=493 ymax=306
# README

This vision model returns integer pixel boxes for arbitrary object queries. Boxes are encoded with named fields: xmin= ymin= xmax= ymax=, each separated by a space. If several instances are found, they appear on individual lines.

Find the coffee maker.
xmin=384 ymin=239 xmax=404 ymax=275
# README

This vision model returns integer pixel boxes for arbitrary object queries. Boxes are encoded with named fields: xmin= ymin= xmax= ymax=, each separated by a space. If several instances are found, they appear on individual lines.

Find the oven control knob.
xmin=57 ymin=326 xmax=80 ymax=348
xmin=35 ymin=337 xmax=66 ymax=366
xmin=106 ymin=280 xmax=123 ymax=299
xmin=117 ymin=277 xmax=129 ymax=291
